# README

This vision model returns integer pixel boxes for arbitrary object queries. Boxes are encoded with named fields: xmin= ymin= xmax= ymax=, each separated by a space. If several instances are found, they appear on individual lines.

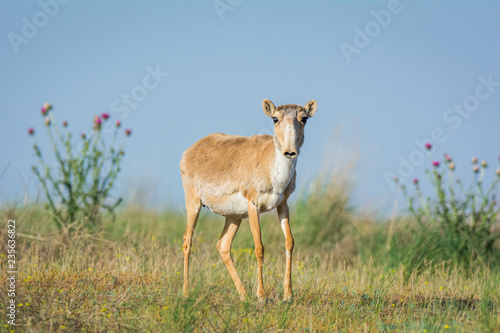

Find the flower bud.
xmin=42 ymin=102 xmax=52 ymax=111
xmin=62 ymin=120 xmax=68 ymax=128
xmin=413 ymin=178 xmax=418 ymax=185
xmin=472 ymin=157 xmax=478 ymax=164
xmin=101 ymin=112 xmax=110 ymax=120
xmin=425 ymin=143 xmax=432 ymax=151
xmin=44 ymin=117 xmax=51 ymax=126
xmin=125 ymin=128 xmax=132 ymax=137
xmin=94 ymin=116 xmax=102 ymax=130
xmin=27 ymin=127 xmax=35 ymax=136
xmin=448 ymin=162 xmax=455 ymax=171
xmin=432 ymin=161 xmax=440 ymax=168
xmin=481 ymin=160 xmax=487 ymax=168
xmin=115 ymin=120 xmax=121 ymax=128
xmin=473 ymin=165 xmax=479 ymax=173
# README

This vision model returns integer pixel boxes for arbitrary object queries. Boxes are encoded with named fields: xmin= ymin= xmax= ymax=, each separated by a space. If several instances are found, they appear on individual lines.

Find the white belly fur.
xmin=202 ymin=192 xmax=249 ymax=217
xmin=201 ymin=147 xmax=296 ymax=217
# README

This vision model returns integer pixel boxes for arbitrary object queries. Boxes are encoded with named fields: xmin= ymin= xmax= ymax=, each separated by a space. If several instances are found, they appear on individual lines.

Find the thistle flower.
xmin=44 ymin=117 xmax=51 ymax=126
xmin=41 ymin=107 xmax=48 ymax=116
xmin=496 ymin=168 xmax=500 ymax=176
xmin=472 ymin=157 xmax=478 ymax=164
xmin=413 ymin=178 xmax=418 ymax=185
xmin=432 ymin=161 xmax=440 ymax=168
xmin=444 ymin=154 xmax=452 ymax=162
xmin=473 ymin=165 xmax=479 ymax=173
xmin=115 ymin=120 xmax=121 ymax=128
xmin=481 ymin=160 xmax=487 ymax=168
xmin=27 ymin=127 xmax=35 ymax=136
xmin=94 ymin=116 xmax=102 ymax=130
xmin=101 ymin=112 xmax=110 ymax=120
xmin=448 ymin=162 xmax=455 ymax=171
xmin=62 ymin=120 xmax=68 ymax=128
xmin=425 ymin=143 xmax=432 ymax=150
xmin=125 ymin=128 xmax=132 ymax=137
xmin=43 ymin=102 xmax=52 ymax=111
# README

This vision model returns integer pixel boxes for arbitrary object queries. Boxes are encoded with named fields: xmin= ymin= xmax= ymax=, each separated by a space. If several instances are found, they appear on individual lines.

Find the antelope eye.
xmin=272 ymin=117 xmax=278 ymax=124
xmin=301 ymin=117 xmax=308 ymax=124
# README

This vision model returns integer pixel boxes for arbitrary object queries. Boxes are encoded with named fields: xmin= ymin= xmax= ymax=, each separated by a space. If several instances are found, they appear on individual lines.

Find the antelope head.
xmin=262 ymin=99 xmax=317 ymax=159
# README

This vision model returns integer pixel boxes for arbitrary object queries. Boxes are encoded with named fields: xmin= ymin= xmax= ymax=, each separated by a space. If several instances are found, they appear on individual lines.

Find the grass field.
xmin=1 ymin=196 xmax=499 ymax=332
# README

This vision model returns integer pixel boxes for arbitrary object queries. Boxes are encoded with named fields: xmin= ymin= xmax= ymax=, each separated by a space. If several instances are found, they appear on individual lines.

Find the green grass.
xmin=1 ymin=205 xmax=499 ymax=332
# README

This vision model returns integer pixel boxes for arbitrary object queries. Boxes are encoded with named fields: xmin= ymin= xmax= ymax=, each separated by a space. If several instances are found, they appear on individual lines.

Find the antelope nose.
xmin=284 ymin=151 xmax=297 ymax=159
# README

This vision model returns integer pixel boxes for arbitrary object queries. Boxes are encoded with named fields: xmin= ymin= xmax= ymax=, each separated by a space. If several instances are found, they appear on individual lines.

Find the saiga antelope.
xmin=180 ymin=99 xmax=317 ymax=301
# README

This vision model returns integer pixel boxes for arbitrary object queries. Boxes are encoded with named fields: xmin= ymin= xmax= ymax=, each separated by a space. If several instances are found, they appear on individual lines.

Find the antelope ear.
xmin=304 ymin=100 xmax=317 ymax=117
xmin=262 ymin=99 xmax=276 ymax=117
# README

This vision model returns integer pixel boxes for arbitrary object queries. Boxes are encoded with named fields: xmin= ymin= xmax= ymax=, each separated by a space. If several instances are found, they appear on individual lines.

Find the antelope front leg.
xmin=277 ymin=201 xmax=294 ymax=301
xmin=248 ymin=200 xmax=266 ymax=302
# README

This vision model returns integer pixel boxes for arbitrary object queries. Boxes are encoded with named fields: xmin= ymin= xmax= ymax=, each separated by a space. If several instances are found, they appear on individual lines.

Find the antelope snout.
xmin=284 ymin=151 xmax=298 ymax=159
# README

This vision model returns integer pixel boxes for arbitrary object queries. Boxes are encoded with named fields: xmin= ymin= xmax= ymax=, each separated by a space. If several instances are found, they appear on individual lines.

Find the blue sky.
xmin=1 ymin=0 xmax=500 ymax=214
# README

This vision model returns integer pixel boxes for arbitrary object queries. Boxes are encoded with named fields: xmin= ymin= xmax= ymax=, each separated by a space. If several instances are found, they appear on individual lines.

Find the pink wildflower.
xmin=94 ymin=116 xmax=102 ymax=130
xmin=42 ymin=102 xmax=52 ymax=111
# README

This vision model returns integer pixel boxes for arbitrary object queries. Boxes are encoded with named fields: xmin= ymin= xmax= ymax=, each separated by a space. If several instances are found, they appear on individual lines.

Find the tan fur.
xmin=180 ymin=99 xmax=317 ymax=301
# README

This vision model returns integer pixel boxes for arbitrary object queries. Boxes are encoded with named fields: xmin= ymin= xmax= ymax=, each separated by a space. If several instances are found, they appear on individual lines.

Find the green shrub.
xmin=293 ymin=169 xmax=354 ymax=248
xmin=398 ymin=150 xmax=500 ymax=270
xmin=28 ymin=103 xmax=132 ymax=234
